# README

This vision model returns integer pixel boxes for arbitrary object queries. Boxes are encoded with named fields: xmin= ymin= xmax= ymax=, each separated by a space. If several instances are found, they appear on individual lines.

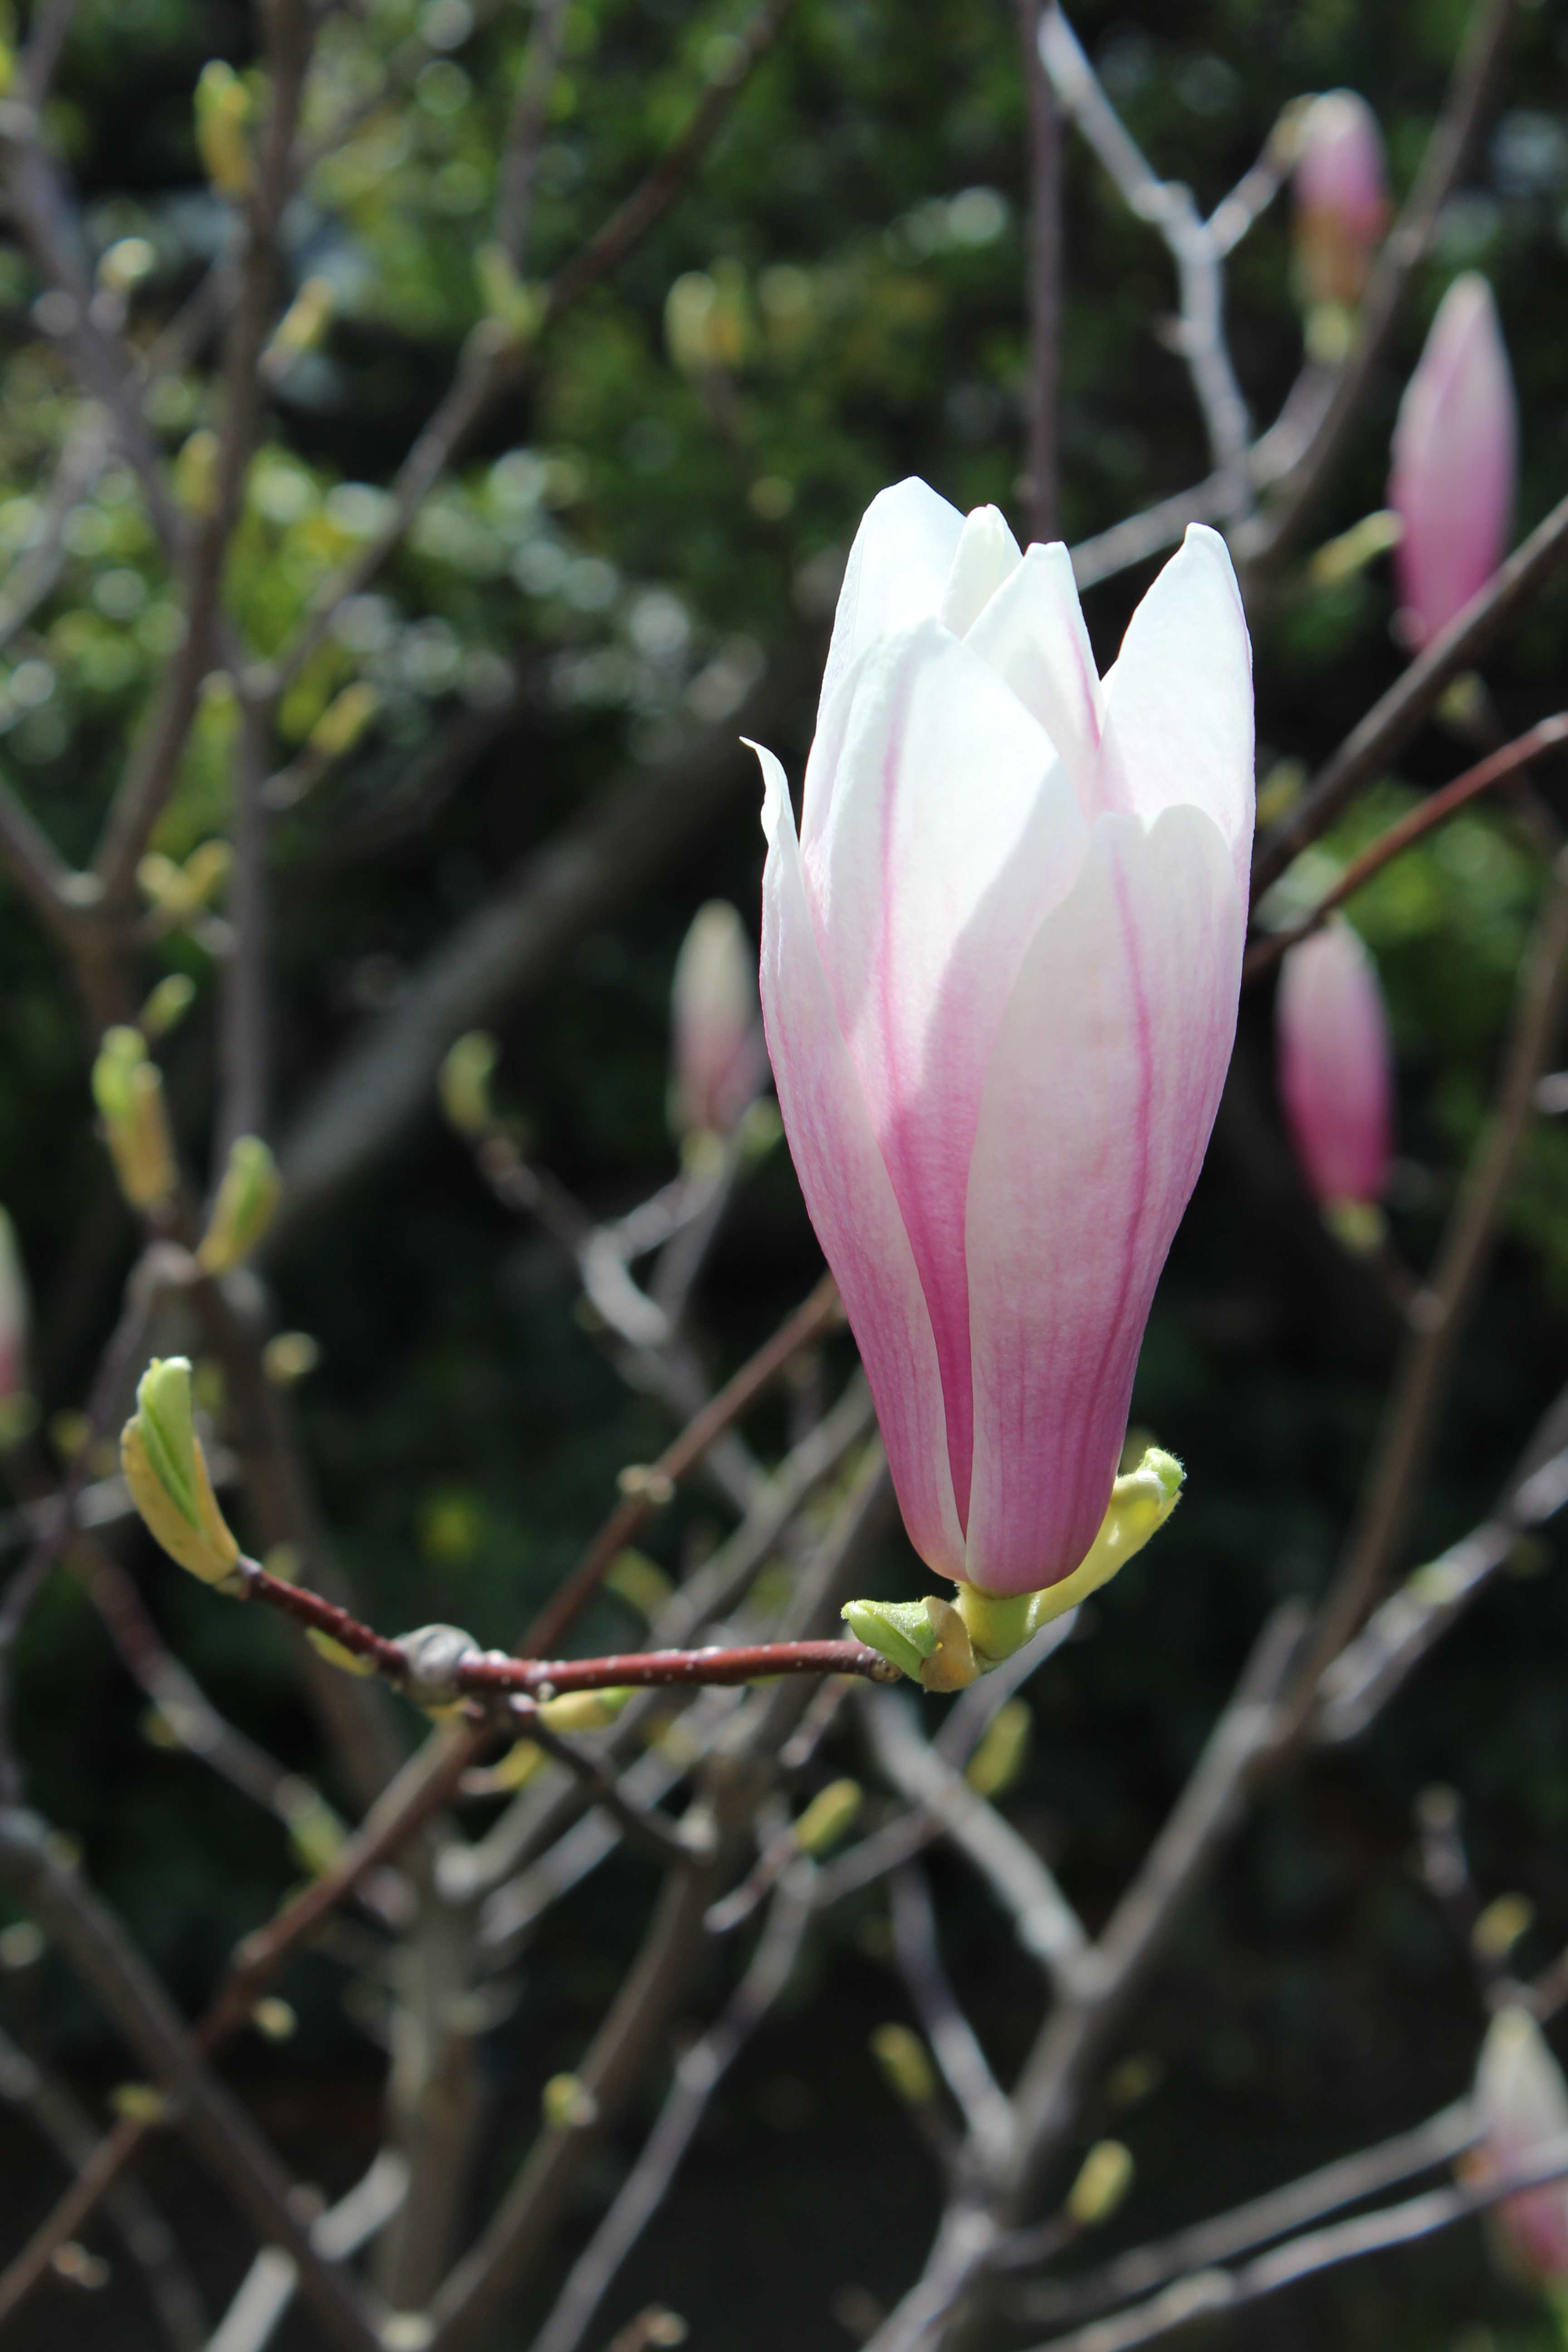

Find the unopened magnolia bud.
xmin=965 ymin=1699 xmax=1032 ymax=1800
xmin=91 ymin=1029 xmax=177 ymax=1213
xmin=195 ymin=59 xmax=254 ymax=197
xmin=1277 ymin=922 xmax=1393 ymax=1220
xmin=669 ymin=901 xmax=765 ymax=1142
xmin=542 ymin=2073 xmax=598 ymax=2131
xmin=121 ymin=1356 xmax=242 ymax=1587
xmin=1293 ymin=90 xmax=1389 ymax=316
xmin=1390 ymin=274 xmax=1517 ymax=651
xmin=308 ymin=680 xmax=379 ymax=762
xmin=1066 ymin=2140 xmax=1135 ymax=2228
xmin=791 ymin=1778 xmax=862 ymax=1857
xmin=139 ymin=973 xmax=197 ymax=1039
xmin=869 ymin=2023 xmax=936 ymax=2108
xmin=439 ymin=1032 xmax=498 ymax=1139
xmin=0 ymin=1207 xmax=29 ymax=1406
xmin=196 ymin=1136 xmax=280 ymax=1274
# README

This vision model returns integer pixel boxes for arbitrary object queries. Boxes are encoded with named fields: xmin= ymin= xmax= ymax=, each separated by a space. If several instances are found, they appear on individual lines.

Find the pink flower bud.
xmin=670 ymin=901 xmax=766 ymax=1140
xmin=1389 ymin=273 xmax=1517 ymax=648
xmin=1472 ymin=2008 xmax=1568 ymax=2290
xmin=1293 ymin=91 xmax=1389 ymax=309
xmin=755 ymin=482 xmax=1253 ymax=1598
xmin=1276 ymin=921 xmax=1393 ymax=1213
xmin=0 ymin=1209 xmax=27 ymax=1404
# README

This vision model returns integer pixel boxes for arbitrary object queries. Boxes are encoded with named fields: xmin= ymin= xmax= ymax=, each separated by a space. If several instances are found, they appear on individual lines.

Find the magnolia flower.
xmin=1276 ymin=921 xmax=1393 ymax=1217
xmin=669 ymin=900 xmax=766 ymax=1142
xmin=1389 ymin=273 xmax=1517 ymax=649
xmin=1471 ymin=2007 xmax=1568 ymax=2293
xmin=1293 ymin=90 xmax=1389 ymax=313
xmin=755 ymin=480 xmax=1253 ymax=1605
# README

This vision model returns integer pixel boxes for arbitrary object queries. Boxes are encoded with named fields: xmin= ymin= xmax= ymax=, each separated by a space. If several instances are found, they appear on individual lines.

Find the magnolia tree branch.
xmin=1245 ymin=715 xmax=1568 ymax=981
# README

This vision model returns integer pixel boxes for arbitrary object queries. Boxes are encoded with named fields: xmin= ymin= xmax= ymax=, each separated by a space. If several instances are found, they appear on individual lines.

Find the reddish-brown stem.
xmin=1245 ymin=715 xmax=1568 ymax=984
xmin=522 ymin=1271 xmax=842 ymax=1656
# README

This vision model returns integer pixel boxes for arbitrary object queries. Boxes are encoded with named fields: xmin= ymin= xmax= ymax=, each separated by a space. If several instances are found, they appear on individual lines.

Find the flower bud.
xmin=195 ymin=60 xmax=254 ymax=198
xmin=869 ymin=2023 xmax=936 ymax=2108
xmin=965 ymin=1698 xmax=1032 ymax=1800
xmin=91 ymin=1028 xmax=177 ymax=1213
xmin=1390 ymin=274 xmax=1516 ymax=650
xmin=669 ymin=902 xmax=766 ymax=1143
xmin=196 ymin=1137 xmax=281 ymax=1275
xmin=1293 ymin=91 xmax=1389 ymax=328
xmin=1276 ymin=921 xmax=1393 ymax=1229
xmin=1066 ymin=2140 xmax=1135 ymax=2229
xmin=1471 ymin=2007 xmax=1568 ymax=2292
xmin=139 ymin=974 xmax=197 ymax=1040
xmin=120 ymin=1356 xmax=242 ymax=1588
xmin=791 ymin=1778 xmax=862 ymax=1857
xmin=439 ymin=1032 xmax=498 ymax=1140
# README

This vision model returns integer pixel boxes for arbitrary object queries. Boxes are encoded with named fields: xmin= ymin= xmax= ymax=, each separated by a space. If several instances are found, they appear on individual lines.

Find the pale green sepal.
xmin=1024 ymin=1445 xmax=1185 ymax=1635
xmin=954 ymin=1583 xmax=1034 ymax=1671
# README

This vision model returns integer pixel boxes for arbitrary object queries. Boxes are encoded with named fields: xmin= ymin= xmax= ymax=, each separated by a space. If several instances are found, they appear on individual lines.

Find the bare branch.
xmin=205 ymin=2151 xmax=410 ymax=2352
xmin=892 ymin=1865 xmax=1013 ymax=2171
xmin=494 ymin=0 xmax=570 ymax=266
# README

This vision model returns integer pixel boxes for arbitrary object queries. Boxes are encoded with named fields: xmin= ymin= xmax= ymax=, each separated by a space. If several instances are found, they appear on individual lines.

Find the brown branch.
xmin=1247 ymin=0 xmax=1517 ymax=570
xmin=1253 ymin=484 xmax=1568 ymax=897
xmin=1245 ymin=715 xmax=1568 ymax=982
xmin=0 ymin=1809 xmax=382 ymax=2352
xmin=523 ymin=1269 xmax=841 ymax=1656
xmin=1015 ymin=0 xmax=1061 ymax=544
xmin=1019 ymin=2132 xmax=1568 ymax=2352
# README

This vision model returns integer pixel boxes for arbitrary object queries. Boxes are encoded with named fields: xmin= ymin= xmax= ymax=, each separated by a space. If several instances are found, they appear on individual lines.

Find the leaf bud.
xmin=869 ymin=2023 xmax=936 ymax=2108
xmin=439 ymin=1032 xmax=498 ymax=1139
xmin=139 ymin=973 xmax=197 ymax=1039
xmin=965 ymin=1699 xmax=1032 ymax=1800
xmin=91 ymin=1028 xmax=177 ymax=1213
xmin=542 ymin=2073 xmax=598 ymax=2131
xmin=195 ymin=59 xmax=254 ymax=197
xmin=120 ymin=1356 xmax=242 ymax=1587
xmin=791 ymin=1778 xmax=862 ymax=1857
xmin=1066 ymin=2140 xmax=1135 ymax=2229
xmin=196 ymin=1136 xmax=281 ymax=1274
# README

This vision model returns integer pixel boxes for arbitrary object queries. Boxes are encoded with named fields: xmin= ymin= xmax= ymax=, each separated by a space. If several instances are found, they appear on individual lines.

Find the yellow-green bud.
xmin=1473 ymin=1892 xmax=1536 ymax=1965
xmin=308 ymin=680 xmax=379 ymax=762
xmin=173 ymin=426 xmax=221 ymax=517
xmin=1066 ymin=2140 xmax=1135 ymax=2229
xmin=306 ymin=1627 xmax=379 ymax=1676
xmin=473 ymin=244 xmax=545 ymax=344
xmin=110 ymin=2082 xmax=171 ymax=2126
xmin=842 ymin=1595 xmax=977 ymax=1691
xmin=140 ymin=973 xmax=196 ymax=1039
xmin=262 ymin=1331 xmax=320 ymax=1385
xmin=965 ymin=1699 xmax=1032 ymax=1800
xmin=604 ymin=1548 xmax=673 ymax=1618
xmin=265 ymin=274 xmax=334 ymax=367
xmin=869 ymin=2023 xmax=936 ymax=2108
xmin=251 ymin=1997 xmax=296 ymax=2041
xmin=120 ymin=1356 xmax=242 ymax=1587
xmin=91 ymin=1028 xmax=177 ymax=1213
xmin=195 ymin=60 xmax=254 ymax=197
xmin=280 ymin=1781 xmax=348 ymax=1877
xmin=791 ymin=1778 xmax=862 ymax=1857
xmin=536 ymin=1687 xmax=634 ymax=1735
xmin=196 ymin=1136 xmax=280 ymax=1275
xmin=542 ymin=2073 xmax=598 ymax=2131
xmin=439 ymin=1032 xmax=498 ymax=1138
xmin=1308 ymin=507 xmax=1402 ymax=589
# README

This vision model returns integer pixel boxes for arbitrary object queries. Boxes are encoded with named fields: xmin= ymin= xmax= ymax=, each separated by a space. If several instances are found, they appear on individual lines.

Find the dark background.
xmin=3 ymin=0 xmax=1568 ymax=2343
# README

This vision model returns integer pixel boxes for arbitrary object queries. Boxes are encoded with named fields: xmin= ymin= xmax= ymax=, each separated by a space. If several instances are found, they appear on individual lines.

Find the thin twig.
xmin=892 ymin=1865 xmax=1013 ymax=2171
xmin=1279 ymin=853 xmax=1568 ymax=1726
xmin=1254 ymin=480 xmax=1568 ymax=897
xmin=1245 ymin=715 xmax=1568 ymax=980
xmin=1019 ymin=2130 xmax=1568 ymax=2352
